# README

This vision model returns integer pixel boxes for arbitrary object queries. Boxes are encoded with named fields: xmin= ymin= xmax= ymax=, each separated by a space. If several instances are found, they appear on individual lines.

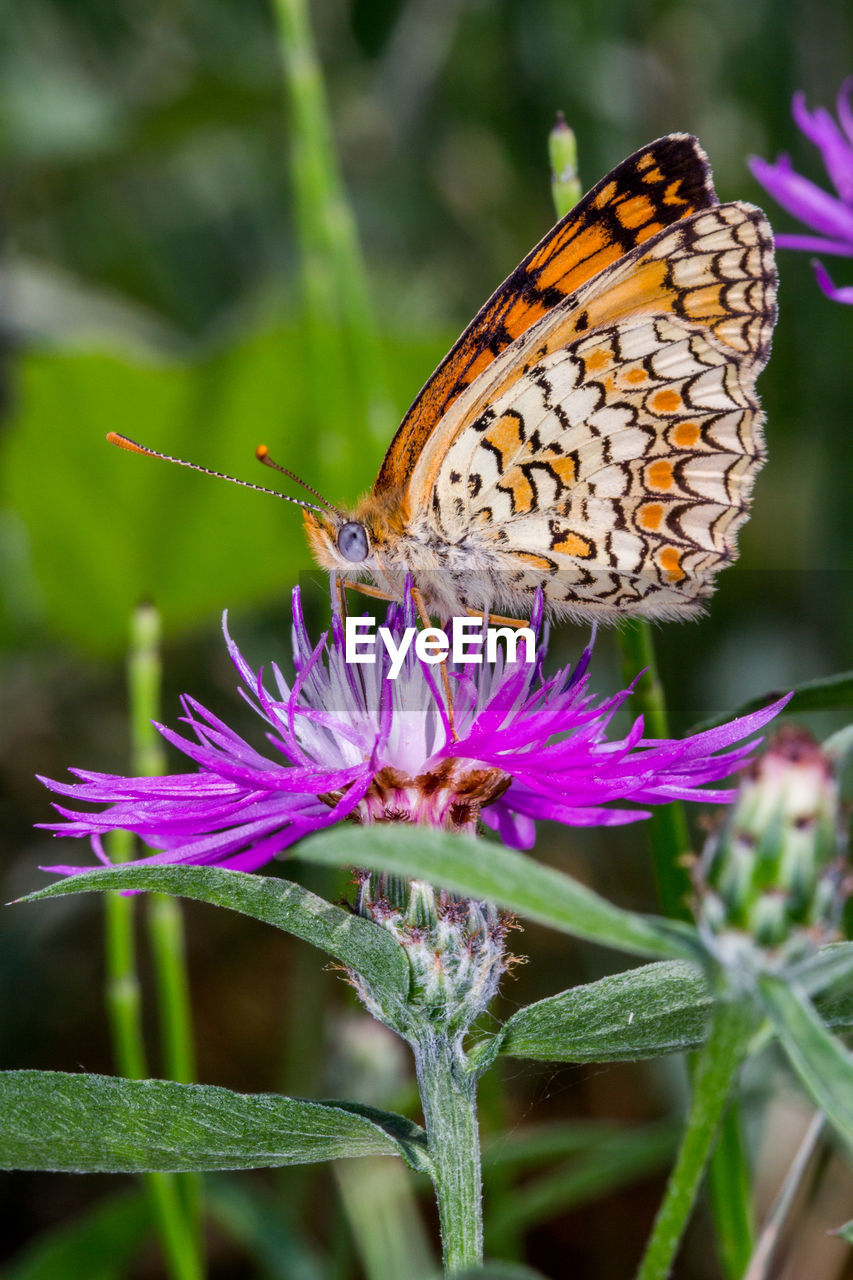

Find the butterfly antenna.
xmin=255 ymin=445 xmax=342 ymax=516
xmin=106 ymin=433 xmax=326 ymax=514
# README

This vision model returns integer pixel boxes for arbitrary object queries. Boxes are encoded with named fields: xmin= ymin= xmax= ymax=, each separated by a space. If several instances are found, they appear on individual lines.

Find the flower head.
xmin=694 ymin=725 xmax=849 ymax=978
xmin=39 ymin=585 xmax=789 ymax=874
xmin=749 ymin=77 xmax=853 ymax=302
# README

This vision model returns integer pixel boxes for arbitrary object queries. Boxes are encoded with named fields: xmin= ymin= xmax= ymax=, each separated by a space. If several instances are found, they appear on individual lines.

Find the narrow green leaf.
xmin=500 ymin=959 xmax=710 ymax=1062
xmin=21 ymin=864 xmax=409 ymax=1001
xmin=835 ymin=1219 xmax=853 ymax=1243
xmin=0 ymin=1071 xmax=428 ymax=1173
xmin=689 ymin=670 xmax=853 ymax=733
xmin=4 ymin=1189 xmax=150 ymax=1280
xmin=497 ymin=945 xmax=853 ymax=1064
xmin=759 ymin=976 xmax=853 ymax=1149
xmin=296 ymin=826 xmax=696 ymax=961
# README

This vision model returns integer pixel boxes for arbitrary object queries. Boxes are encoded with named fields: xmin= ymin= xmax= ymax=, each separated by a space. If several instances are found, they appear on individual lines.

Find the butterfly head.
xmin=303 ymin=508 xmax=372 ymax=570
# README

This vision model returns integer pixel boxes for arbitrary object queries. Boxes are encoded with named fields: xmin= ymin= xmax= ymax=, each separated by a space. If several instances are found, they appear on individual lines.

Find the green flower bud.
xmin=351 ymin=871 xmax=513 ymax=1039
xmin=696 ymin=726 xmax=848 ymax=976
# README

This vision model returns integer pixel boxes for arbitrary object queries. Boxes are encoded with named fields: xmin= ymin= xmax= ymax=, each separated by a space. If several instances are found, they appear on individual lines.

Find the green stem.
xmin=102 ymin=605 xmax=204 ymax=1280
xmin=413 ymin=1032 xmax=483 ymax=1274
xmin=128 ymin=605 xmax=204 ymax=1260
xmin=635 ymin=995 xmax=757 ymax=1280
xmin=104 ymin=829 xmax=148 ymax=1080
xmin=618 ymin=620 xmax=692 ymax=920
xmin=270 ymin=0 xmax=392 ymax=452
xmin=705 ymin=1105 xmax=755 ymax=1278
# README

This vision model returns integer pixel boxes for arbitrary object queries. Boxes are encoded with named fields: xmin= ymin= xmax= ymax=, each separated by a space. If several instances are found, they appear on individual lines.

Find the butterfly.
xmin=111 ymin=134 xmax=776 ymax=625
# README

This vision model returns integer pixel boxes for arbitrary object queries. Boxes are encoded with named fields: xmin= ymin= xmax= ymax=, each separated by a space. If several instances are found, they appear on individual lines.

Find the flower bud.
xmin=696 ymin=726 xmax=848 ymax=975
xmin=350 ymin=871 xmax=513 ymax=1038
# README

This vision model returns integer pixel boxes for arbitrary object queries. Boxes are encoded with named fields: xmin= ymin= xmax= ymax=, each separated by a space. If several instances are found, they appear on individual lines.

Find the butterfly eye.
xmin=336 ymin=521 xmax=370 ymax=563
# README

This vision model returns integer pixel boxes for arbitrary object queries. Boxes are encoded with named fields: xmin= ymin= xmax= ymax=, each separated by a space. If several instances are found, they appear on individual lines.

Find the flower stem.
xmin=413 ymin=1031 xmax=483 ymax=1274
xmin=634 ymin=994 xmax=757 ymax=1280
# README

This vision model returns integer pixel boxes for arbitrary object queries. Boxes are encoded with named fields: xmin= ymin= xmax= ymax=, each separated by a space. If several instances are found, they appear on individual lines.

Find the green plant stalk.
xmin=413 ymin=1032 xmax=483 ymax=1274
xmin=634 ymin=995 xmax=758 ymax=1280
xmin=335 ymin=1157 xmax=435 ymax=1280
xmin=270 ymin=0 xmax=392 ymax=452
xmin=101 ymin=607 xmax=203 ymax=1280
xmin=706 ymin=1105 xmax=755 ymax=1278
xmin=104 ymin=828 xmax=148 ymax=1081
xmin=618 ymin=622 xmax=755 ymax=1276
xmin=128 ymin=606 xmax=204 ymax=1250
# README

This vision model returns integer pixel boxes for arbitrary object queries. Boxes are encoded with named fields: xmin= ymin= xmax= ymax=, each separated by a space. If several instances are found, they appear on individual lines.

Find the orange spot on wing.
xmin=659 ymin=546 xmax=685 ymax=582
xmin=549 ymin=456 xmax=577 ymax=487
xmin=663 ymin=180 xmax=689 ymax=207
xmin=673 ymin=421 xmax=700 ymax=447
xmin=515 ymin=552 xmax=555 ymax=572
xmin=626 ymin=366 xmax=649 ymax=384
xmin=499 ymin=468 xmax=535 ymax=513
xmin=616 ymin=194 xmax=655 ymax=229
xmin=584 ymin=348 xmax=610 ymax=373
xmin=553 ymin=531 xmax=592 ymax=557
xmin=593 ymin=180 xmax=618 ymax=209
xmin=484 ymin=413 xmax=524 ymax=466
xmin=652 ymin=389 xmax=682 ymax=412
xmin=647 ymin=460 xmax=674 ymax=489
xmin=639 ymin=502 xmax=664 ymax=530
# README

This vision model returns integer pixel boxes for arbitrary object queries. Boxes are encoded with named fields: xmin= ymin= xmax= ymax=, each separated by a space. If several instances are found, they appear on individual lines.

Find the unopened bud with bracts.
xmin=695 ymin=726 xmax=849 ymax=978
xmin=350 ymin=871 xmax=515 ymax=1040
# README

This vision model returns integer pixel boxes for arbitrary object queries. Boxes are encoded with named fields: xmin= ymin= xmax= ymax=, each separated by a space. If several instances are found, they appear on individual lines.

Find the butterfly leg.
xmin=342 ymin=580 xmax=394 ymax=604
xmin=465 ymin=607 xmax=530 ymax=629
xmin=410 ymin=585 xmax=457 ymax=741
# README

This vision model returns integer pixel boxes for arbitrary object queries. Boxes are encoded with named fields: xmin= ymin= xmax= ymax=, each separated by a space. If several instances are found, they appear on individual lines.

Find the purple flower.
xmin=749 ymin=77 xmax=853 ymax=303
xmin=39 ymin=586 xmax=789 ymax=873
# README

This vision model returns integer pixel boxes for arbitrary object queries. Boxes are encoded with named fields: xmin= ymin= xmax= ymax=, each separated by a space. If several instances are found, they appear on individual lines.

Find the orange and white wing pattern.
xmin=375 ymin=134 xmax=718 ymax=494
xmin=408 ymin=201 xmax=777 ymax=620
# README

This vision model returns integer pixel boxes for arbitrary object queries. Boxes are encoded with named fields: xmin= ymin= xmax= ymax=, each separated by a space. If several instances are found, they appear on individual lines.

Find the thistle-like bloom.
xmin=39 ymin=586 xmax=789 ymax=874
xmin=749 ymin=78 xmax=853 ymax=303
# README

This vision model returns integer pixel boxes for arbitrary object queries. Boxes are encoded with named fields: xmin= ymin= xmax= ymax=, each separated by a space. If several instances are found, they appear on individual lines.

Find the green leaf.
xmin=0 ymin=1071 xmax=429 ymax=1174
xmin=835 ymin=1219 xmax=853 ymax=1244
xmin=496 ymin=945 xmax=853 ymax=1064
xmin=689 ymin=670 xmax=853 ymax=733
xmin=296 ymin=826 xmax=697 ymax=961
xmin=758 ymin=976 xmax=853 ymax=1149
xmin=4 ymin=1189 xmax=151 ymax=1280
xmin=497 ymin=959 xmax=710 ymax=1062
xmin=21 ymin=864 xmax=409 ymax=1001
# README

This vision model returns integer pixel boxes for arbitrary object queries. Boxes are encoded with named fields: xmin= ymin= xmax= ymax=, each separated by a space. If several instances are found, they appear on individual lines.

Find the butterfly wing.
xmin=406 ymin=201 xmax=777 ymax=620
xmin=375 ymin=134 xmax=718 ymax=494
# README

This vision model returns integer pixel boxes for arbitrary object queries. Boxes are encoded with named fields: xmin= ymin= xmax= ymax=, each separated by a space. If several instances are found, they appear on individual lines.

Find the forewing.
xmin=422 ymin=202 xmax=777 ymax=618
xmin=374 ymin=134 xmax=717 ymax=494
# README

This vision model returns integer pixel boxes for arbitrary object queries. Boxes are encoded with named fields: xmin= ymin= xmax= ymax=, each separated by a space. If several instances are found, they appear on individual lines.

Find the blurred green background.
xmin=2 ymin=0 xmax=852 ymax=1276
